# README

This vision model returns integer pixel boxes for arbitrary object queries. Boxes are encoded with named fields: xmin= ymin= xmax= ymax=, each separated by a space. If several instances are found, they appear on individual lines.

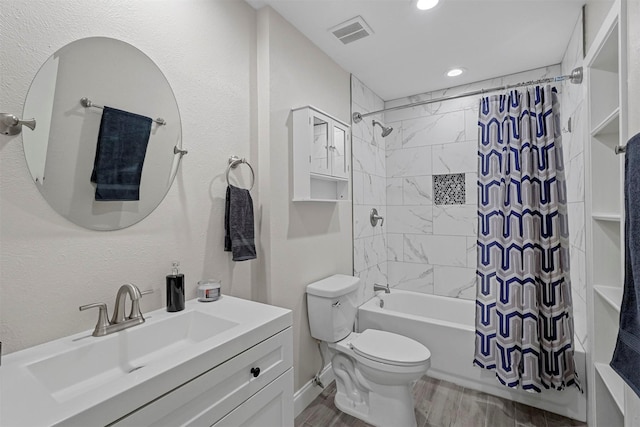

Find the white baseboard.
xmin=293 ymin=365 xmax=335 ymax=418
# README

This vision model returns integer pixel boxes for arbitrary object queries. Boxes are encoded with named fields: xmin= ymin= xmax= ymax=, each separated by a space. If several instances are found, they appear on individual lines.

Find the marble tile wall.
xmin=383 ymin=71 xmax=488 ymax=297
xmin=351 ymin=76 xmax=387 ymax=306
xmin=561 ymin=12 xmax=587 ymax=347
xmin=351 ymin=13 xmax=586 ymax=347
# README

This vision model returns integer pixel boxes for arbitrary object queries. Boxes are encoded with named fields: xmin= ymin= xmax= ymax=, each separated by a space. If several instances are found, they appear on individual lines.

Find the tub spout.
xmin=373 ymin=283 xmax=390 ymax=294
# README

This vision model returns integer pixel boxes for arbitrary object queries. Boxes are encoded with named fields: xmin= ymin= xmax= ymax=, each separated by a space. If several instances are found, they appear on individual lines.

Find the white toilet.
xmin=306 ymin=274 xmax=431 ymax=427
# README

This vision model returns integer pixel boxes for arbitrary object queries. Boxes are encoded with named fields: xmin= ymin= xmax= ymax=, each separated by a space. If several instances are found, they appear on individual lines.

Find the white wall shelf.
xmin=592 ymin=107 xmax=620 ymax=138
xmin=594 ymin=285 xmax=623 ymax=312
xmin=592 ymin=212 xmax=622 ymax=221
xmin=590 ymin=141 xmax=621 ymax=214
xmin=595 ymin=362 xmax=625 ymax=414
xmin=588 ymin=18 xmax=620 ymax=128
xmin=591 ymin=220 xmax=622 ymax=286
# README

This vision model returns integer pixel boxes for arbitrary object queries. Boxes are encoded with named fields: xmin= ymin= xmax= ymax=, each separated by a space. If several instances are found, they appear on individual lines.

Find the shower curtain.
xmin=473 ymin=85 xmax=579 ymax=391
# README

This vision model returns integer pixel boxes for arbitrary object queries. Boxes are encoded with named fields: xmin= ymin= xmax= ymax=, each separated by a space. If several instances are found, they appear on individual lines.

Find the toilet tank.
xmin=306 ymin=274 xmax=361 ymax=343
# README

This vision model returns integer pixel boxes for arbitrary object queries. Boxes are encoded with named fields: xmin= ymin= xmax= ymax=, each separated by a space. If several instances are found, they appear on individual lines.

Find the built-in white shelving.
xmin=594 ymin=285 xmax=623 ymax=312
xmin=585 ymin=1 xmax=629 ymax=426
xmin=595 ymin=362 xmax=626 ymax=414
xmin=591 ymin=212 xmax=622 ymax=222
xmin=592 ymin=213 xmax=622 ymax=222
xmin=592 ymin=107 xmax=620 ymax=138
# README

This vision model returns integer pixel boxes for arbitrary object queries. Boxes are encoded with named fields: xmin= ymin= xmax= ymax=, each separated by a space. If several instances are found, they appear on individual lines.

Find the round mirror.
xmin=23 ymin=37 xmax=182 ymax=230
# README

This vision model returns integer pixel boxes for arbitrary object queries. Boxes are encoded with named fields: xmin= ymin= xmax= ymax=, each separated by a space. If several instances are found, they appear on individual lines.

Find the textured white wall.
xmin=0 ymin=0 xmax=353 ymax=394
xmin=256 ymin=7 xmax=352 ymax=390
xmin=0 ymin=0 xmax=258 ymax=354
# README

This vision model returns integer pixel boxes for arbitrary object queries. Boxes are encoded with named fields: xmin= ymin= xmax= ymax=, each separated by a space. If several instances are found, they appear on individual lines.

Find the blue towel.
xmin=224 ymin=185 xmax=256 ymax=261
xmin=91 ymin=106 xmax=152 ymax=201
xmin=611 ymin=132 xmax=640 ymax=398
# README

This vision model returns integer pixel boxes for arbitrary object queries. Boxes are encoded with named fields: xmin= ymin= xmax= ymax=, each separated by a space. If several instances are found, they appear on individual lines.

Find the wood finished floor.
xmin=295 ymin=376 xmax=586 ymax=427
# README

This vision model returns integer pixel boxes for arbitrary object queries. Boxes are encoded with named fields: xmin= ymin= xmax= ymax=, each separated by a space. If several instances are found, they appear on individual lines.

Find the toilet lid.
xmin=350 ymin=329 xmax=431 ymax=366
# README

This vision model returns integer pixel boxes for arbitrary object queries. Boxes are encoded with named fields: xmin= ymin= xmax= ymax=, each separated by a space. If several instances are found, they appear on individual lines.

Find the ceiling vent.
xmin=329 ymin=16 xmax=373 ymax=45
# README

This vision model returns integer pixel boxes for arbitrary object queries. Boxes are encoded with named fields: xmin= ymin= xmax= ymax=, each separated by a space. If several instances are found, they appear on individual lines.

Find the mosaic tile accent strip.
xmin=433 ymin=173 xmax=465 ymax=205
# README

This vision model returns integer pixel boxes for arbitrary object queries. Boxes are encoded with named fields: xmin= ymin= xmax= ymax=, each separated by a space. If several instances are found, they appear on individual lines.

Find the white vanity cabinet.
xmin=1 ymin=297 xmax=293 ymax=427
xmin=112 ymin=327 xmax=294 ymax=427
xmin=292 ymin=106 xmax=350 ymax=201
xmin=213 ymin=369 xmax=293 ymax=427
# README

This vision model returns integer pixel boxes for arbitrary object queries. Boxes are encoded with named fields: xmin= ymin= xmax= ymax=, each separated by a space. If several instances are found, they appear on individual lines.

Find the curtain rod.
xmin=352 ymin=67 xmax=583 ymax=123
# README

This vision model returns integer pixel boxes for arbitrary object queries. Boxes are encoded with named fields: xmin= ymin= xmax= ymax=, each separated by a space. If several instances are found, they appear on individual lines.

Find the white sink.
xmin=0 ymin=296 xmax=292 ymax=427
xmin=26 ymin=310 xmax=239 ymax=402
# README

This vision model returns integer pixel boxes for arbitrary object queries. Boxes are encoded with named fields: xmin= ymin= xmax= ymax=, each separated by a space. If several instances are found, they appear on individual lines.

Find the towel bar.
xmin=0 ymin=113 xmax=36 ymax=135
xmin=226 ymin=156 xmax=255 ymax=191
xmin=80 ymin=97 xmax=166 ymax=126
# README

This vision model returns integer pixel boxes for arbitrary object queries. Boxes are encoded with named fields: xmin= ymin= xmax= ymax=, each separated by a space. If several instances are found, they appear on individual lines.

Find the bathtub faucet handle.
xmin=370 ymin=208 xmax=384 ymax=227
xmin=373 ymin=283 xmax=390 ymax=294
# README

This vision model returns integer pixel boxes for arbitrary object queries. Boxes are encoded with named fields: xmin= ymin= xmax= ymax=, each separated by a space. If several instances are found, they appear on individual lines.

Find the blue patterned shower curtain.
xmin=474 ymin=85 xmax=579 ymax=391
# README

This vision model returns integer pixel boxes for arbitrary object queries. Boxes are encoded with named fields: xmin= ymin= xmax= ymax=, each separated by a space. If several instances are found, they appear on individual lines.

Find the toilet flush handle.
xmin=332 ymin=300 xmax=341 ymax=308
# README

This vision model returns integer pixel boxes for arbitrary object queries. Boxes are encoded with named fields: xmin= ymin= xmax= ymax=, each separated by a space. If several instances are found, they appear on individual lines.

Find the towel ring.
xmin=226 ymin=156 xmax=255 ymax=191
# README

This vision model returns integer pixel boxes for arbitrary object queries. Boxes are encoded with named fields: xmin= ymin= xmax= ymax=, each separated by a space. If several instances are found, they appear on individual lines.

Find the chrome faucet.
xmin=80 ymin=283 xmax=153 ymax=337
xmin=370 ymin=208 xmax=384 ymax=227
xmin=111 ymin=283 xmax=143 ymax=324
xmin=373 ymin=283 xmax=390 ymax=294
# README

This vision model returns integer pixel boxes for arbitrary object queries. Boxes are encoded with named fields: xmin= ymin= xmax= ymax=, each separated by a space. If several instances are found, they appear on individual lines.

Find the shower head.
xmin=372 ymin=120 xmax=393 ymax=137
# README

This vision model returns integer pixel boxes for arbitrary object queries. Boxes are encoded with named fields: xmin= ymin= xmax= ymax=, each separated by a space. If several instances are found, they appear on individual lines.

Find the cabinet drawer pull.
xmin=250 ymin=367 xmax=261 ymax=377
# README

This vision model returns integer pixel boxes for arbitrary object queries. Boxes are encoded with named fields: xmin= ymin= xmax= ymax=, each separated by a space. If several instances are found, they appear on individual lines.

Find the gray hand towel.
xmin=610 ymin=132 xmax=640 ymax=398
xmin=91 ymin=106 xmax=152 ymax=201
xmin=224 ymin=185 xmax=256 ymax=261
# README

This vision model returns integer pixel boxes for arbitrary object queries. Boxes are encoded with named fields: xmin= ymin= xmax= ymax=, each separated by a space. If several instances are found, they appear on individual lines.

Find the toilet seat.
xmin=350 ymin=329 xmax=430 ymax=367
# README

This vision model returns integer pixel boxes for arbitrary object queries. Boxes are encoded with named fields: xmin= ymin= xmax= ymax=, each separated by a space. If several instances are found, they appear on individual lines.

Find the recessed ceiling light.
xmin=446 ymin=68 xmax=465 ymax=77
xmin=416 ymin=0 xmax=439 ymax=11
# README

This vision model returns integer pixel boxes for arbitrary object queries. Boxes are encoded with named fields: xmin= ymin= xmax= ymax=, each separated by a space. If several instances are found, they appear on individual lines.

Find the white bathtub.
xmin=358 ymin=290 xmax=587 ymax=422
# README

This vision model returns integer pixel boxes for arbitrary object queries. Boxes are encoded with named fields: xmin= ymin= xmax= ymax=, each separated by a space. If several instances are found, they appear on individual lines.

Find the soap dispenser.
xmin=166 ymin=261 xmax=185 ymax=312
